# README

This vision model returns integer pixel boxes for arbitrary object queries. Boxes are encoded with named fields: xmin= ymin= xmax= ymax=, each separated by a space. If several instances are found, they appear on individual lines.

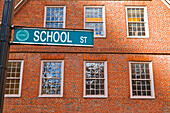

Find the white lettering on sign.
xmin=60 ymin=32 xmax=67 ymax=42
xmin=33 ymin=31 xmax=72 ymax=43
xmin=53 ymin=32 xmax=60 ymax=42
xmin=67 ymin=32 xmax=72 ymax=43
xmin=47 ymin=31 xmax=53 ymax=42
xmin=34 ymin=31 xmax=40 ymax=41
xmin=80 ymin=36 xmax=87 ymax=43
xmin=40 ymin=31 xmax=46 ymax=42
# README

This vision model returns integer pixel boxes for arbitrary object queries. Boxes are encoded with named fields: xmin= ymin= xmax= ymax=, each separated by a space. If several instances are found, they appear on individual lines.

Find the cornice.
xmin=14 ymin=0 xmax=28 ymax=14
xmin=161 ymin=0 xmax=170 ymax=9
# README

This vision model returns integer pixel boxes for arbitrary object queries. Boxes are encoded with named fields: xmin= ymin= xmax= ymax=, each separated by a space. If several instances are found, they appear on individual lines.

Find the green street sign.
xmin=13 ymin=27 xmax=94 ymax=46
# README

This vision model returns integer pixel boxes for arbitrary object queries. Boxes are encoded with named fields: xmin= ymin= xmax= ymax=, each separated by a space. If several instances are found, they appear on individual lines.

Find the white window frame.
xmin=39 ymin=60 xmax=64 ymax=97
xmin=44 ymin=6 xmax=66 ymax=28
xmin=125 ymin=6 xmax=149 ymax=38
xmin=83 ymin=61 xmax=108 ymax=98
xmin=5 ymin=60 xmax=24 ymax=97
xmin=84 ymin=6 xmax=106 ymax=38
xmin=129 ymin=61 xmax=155 ymax=99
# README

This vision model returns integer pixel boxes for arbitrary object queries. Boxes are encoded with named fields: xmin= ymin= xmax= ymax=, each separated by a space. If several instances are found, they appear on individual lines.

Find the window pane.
xmin=41 ymin=61 xmax=63 ymax=95
xmin=130 ymin=62 xmax=153 ymax=98
xmin=86 ymin=23 xmax=103 ymax=36
xmin=46 ymin=7 xmax=64 ymax=28
xmin=128 ymin=8 xmax=144 ymax=22
xmin=5 ymin=61 xmax=22 ymax=95
xmin=127 ymin=8 xmax=146 ymax=37
xmin=85 ymin=62 xmax=106 ymax=96
xmin=85 ymin=7 xmax=104 ymax=37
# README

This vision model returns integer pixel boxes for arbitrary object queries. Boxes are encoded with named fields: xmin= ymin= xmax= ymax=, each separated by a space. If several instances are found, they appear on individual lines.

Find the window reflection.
xmin=85 ymin=62 xmax=105 ymax=96
xmin=41 ymin=62 xmax=62 ymax=95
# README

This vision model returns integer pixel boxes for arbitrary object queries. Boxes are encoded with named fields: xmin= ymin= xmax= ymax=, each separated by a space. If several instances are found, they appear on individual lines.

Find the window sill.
xmin=38 ymin=95 xmax=63 ymax=98
xmin=127 ymin=36 xmax=149 ymax=39
xmin=5 ymin=95 xmax=21 ymax=98
xmin=83 ymin=95 xmax=108 ymax=98
xmin=130 ymin=96 xmax=155 ymax=99
xmin=94 ymin=36 xmax=106 ymax=38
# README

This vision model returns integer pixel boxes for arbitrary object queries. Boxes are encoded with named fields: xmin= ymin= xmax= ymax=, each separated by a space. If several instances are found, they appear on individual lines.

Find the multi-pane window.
xmin=129 ymin=62 xmax=155 ymax=99
xmin=126 ymin=6 xmax=149 ymax=38
xmin=84 ymin=61 xmax=108 ymax=98
xmin=5 ymin=60 xmax=24 ymax=97
xmin=84 ymin=6 xmax=106 ymax=37
xmin=44 ymin=6 xmax=66 ymax=28
xmin=39 ymin=60 xmax=64 ymax=97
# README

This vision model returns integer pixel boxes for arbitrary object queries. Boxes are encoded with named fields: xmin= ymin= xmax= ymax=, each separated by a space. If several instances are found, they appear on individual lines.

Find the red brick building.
xmin=0 ymin=0 xmax=170 ymax=112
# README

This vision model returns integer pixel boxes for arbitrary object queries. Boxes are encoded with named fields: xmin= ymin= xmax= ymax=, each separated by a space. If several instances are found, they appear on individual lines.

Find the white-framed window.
xmin=39 ymin=60 xmax=64 ymax=97
xmin=129 ymin=61 xmax=155 ymax=99
xmin=5 ymin=60 xmax=24 ymax=97
xmin=83 ymin=61 xmax=108 ymax=98
xmin=84 ymin=6 xmax=106 ymax=38
xmin=125 ymin=6 xmax=149 ymax=38
xmin=44 ymin=6 xmax=66 ymax=28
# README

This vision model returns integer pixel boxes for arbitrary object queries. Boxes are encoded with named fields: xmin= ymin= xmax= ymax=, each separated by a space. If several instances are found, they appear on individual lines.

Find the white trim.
xmin=12 ymin=42 xmax=93 ymax=47
xmin=83 ymin=95 xmax=108 ymax=98
xmin=129 ymin=61 xmax=155 ymax=99
xmin=84 ymin=6 xmax=106 ymax=38
xmin=14 ymin=0 xmax=28 ymax=14
xmin=14 ymin=0 xmax=23 ymax=9
xmin=149 ymin=62 xmax=155 ymax=98
xmin=38 ymin=95 xmax=63 ymax=98
xmin=83 ymin=61 xmax=108 ymax=98
xmin=15 ymin=27 xmax=93 ymax=32
xmin=166 ymin=0 xmax=170 ymax=4
xmin=125 ymin=6 xmax=149 ymax=38
xmin=161 ymin=0 xmax=170 ymax=9
xmin=44 ymin=6 xmax=66 ymax=28
xmin=127 ymin=36 xmax=149 ymax=39
xmin=5 ymin=60 xmax=24 ymax=98
xmin=39 ymin=60 xmax=64 ymax=97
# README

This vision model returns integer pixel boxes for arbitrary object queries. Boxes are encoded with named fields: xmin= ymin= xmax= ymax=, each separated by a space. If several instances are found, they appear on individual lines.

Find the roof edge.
xmin=14 ymin=0 xmax=28 ymax=14
xmin=161 ymin=0 xmax=170 ymax=9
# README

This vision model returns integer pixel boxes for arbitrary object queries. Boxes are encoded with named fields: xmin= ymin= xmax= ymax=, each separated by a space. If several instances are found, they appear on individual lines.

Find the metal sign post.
xmin=0 ymin=0 xmax=14 ymax=112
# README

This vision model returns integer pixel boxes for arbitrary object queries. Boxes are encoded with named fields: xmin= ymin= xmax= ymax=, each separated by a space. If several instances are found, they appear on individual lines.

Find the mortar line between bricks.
xmin=9 ymin=51 xmax=170 ymax=55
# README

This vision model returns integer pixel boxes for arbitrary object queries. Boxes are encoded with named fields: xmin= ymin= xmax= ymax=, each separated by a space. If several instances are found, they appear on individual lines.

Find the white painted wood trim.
xmin=166 ymin=0 xmax=170 ymax=4
xmin=161 ymin=0 xmax=170 ymax=9
xmin=5 ymin=60 xmax=24 ymax=98
xmin=61 ymin=60 xmax=64 ymax=97
xmin=104 ymin=61 xmax=108 ymax=97
xmin=14 ymin=0 xmax=28 ymax=14
xmin=129 ymin=62 xmax=132 ymax=99
xmin=14 ymin=0 xmax=23 ymax=9
xmin=38 ymin=60 xmax=43 ymax=96
xmin=144 ymin=6 xmax=149 ymax=38
xmin=149 ymin=62 xmax=155 ymax=98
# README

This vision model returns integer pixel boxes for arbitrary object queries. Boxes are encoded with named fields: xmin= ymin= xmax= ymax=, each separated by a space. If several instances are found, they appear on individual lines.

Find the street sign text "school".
xmin=13 ymin=27 xmax=94 ymax=46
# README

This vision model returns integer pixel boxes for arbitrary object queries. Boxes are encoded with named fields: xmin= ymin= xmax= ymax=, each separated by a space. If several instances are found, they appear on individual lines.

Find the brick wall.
xmin=3 ymin=53 xmax=170 ymax=112
xmin=0 ymin=0 xmax=4 ymax=22
xmin=2 ymin=0 xmax=170 ymax=112
xmin=10 ymin=0 xmax=170 ymax=54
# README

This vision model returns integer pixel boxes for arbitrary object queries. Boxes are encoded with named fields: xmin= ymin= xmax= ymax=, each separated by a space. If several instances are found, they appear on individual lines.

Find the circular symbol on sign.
xmin=16 ymin=30 xmax=29 ymax=41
